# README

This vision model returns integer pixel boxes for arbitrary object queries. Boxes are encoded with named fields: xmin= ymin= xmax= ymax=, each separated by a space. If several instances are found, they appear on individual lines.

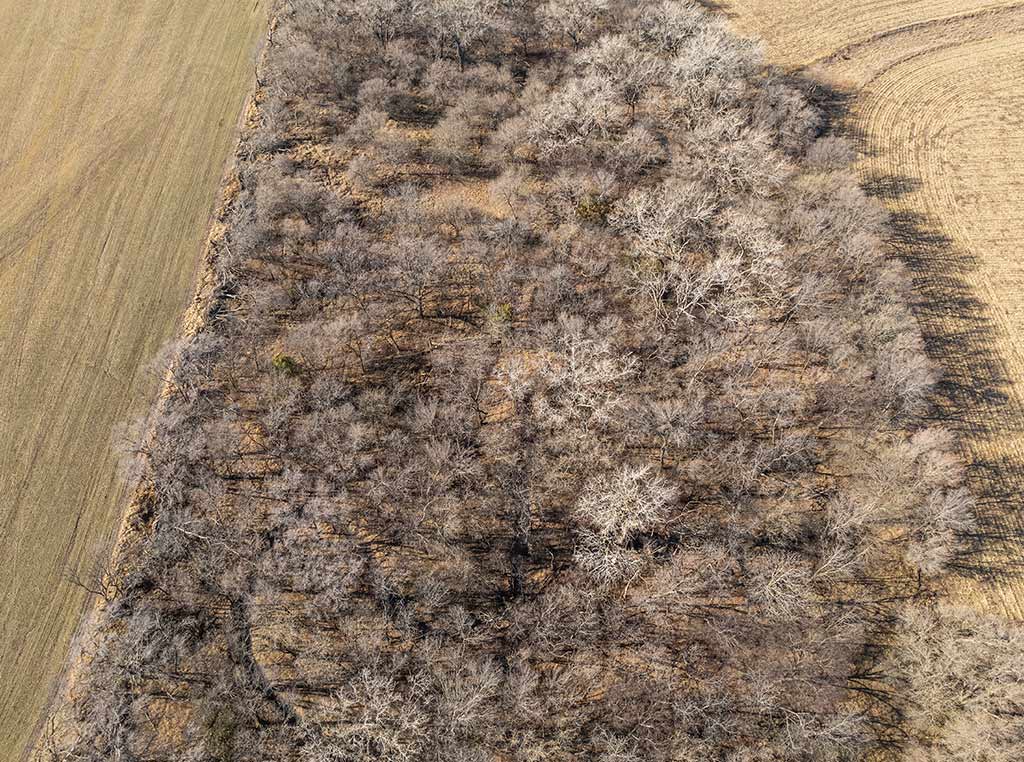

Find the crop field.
xmin=723 ymin=0 xmax=1024 ymax=618
xmin=0 ymin=1 xmax=268 ymax=758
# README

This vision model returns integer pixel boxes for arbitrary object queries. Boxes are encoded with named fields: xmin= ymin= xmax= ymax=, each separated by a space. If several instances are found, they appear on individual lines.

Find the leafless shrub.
xmin=636 ymin=1 xmax=704 ymax=54
xmin=534 ymin=314 xmax=638 ymax=433
xmin=427 ymin=0 xmax=501 ymax=69
xmin=352 ymin=0 xmax=423 ymax=50
xmin=575 ymin=463 xmax=676 ymax=542
xmin=806 ymin=135 xmax=857 ymax=171
xmin=582 ymin=34 xmax=666 ymax=116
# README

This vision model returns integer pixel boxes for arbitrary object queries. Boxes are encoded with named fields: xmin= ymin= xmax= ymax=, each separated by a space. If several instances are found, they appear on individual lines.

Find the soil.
xmin=0 ymin=2 xmax=270 ymax=758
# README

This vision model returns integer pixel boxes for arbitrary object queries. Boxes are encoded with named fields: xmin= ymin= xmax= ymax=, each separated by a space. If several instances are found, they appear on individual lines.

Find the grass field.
xmin=722 ymin=0 xmax=1024 ymax=618
xmin=0 ymin=2 xmax=268 ymax=758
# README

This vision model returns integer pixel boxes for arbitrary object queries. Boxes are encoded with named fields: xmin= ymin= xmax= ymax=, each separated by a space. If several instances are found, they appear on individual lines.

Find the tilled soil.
xmin=0 ymin=2 xmax=269 ymax=758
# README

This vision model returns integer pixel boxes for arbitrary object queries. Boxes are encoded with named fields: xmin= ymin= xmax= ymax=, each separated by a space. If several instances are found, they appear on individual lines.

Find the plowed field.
xmin=0 ymin=2 xmax=268 ymax=758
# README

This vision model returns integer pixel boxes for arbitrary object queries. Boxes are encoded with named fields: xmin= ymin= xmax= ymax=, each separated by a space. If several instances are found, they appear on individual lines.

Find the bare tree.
xmin=324 ymin=667 xmax=430 ymax=761
xmin=636 ymin=0 xmax=704 ymax=54
xmin=884 ymin=605 xmax=1024 ymax=762
xmin=526 ymin=73 xmax=620 ymax=162
xmin=534 ymin=314 xmax=638 ymax=433
xmin=575 ymin=463 xmax=676 ymax=543
xmin=427 ymin=0 xmax=500 ymax=69
xmin=610 ymin=177 xmax=718 ymax=256
xmin=537 ymin=0 xmax=609 ymax=51
xmin=352 ymin=0 xmax=423 ymax=50
xmin=748 ymin=551 xmax=814 ymax=621
xmin=582 ymin=34 xmax=665 ymax=117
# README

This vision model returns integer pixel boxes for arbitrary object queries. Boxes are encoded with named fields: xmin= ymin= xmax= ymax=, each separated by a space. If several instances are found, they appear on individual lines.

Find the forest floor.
xmin=722 ymin=0 xmax=1024 ymax=619
xmin=0 ymin=2 xmax=269 ymax=759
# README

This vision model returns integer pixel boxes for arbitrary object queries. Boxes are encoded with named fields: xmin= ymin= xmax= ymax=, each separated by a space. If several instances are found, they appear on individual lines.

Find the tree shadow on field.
xmin=883 ymin=198 xmax=1024 ymax=581
xmin=799 ymin=76 xmax=1024 ymax=582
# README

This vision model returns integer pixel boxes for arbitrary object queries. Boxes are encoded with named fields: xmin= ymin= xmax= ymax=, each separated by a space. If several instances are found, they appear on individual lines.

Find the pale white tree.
xmin=609 ymin=177 xmax=719 ymax=257
xmin=884 ymin=605 xmax=1024 ymax=762
xmin=748 ymin=551 xmax=814 ymax=620
xmin=609 ymin=179 xmax=746 ymax=325
xmin=582 ymin=34 xmax=665 ymax=116
xmin=575 ymin=463 xmax=677 ymax=543
xmin=526 ymin=73 xmax=620 ymax=161
xmin=874 ymin=328 xmax=939 ymax=416
xmin=320 ymin=667 xmax=430 ymax=761
xmin=636 ymin=0 xmax=705 ymax=54
xmin=574 ymin=529 xmax=646 ymax=585
xmin=682 ymin=122 xmax=789 ymax=196
xmin=534 ymin=314 xmax=638 ymax=432
xmin=670 ymin=20 xmax=762 ymax=108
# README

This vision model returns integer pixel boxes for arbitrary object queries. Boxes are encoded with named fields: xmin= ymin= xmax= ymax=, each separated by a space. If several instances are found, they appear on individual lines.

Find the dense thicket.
xmin=45 ymin=2 xmax=1022 ymax=761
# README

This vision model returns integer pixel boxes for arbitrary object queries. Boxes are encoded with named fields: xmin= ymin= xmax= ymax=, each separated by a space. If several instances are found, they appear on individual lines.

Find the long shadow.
xmin=886 ymin=186 xmax=1024 ymax=578
xmin=795 ymin=76 xmax=1024 ymax=581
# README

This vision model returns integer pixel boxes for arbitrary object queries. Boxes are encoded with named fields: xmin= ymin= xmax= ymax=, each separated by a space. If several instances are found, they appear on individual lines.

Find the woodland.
xmin=47 ymin=2 xmax=1024 ymax=761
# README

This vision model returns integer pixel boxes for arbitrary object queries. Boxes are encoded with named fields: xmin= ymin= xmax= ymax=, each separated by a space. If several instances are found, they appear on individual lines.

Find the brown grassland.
xmin=723 ymin=0 xmax=1024 ymax=618
xmin=0 ymin=2 xmax=269 ymax=758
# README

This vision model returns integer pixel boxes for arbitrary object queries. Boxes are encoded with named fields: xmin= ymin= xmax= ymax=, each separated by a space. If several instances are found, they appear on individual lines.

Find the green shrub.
xmin=271 ymin=352 xmax=300 ymax=375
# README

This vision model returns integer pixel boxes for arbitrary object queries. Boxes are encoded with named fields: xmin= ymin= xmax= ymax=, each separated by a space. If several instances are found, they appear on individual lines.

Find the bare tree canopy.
xmin=41 ymin=3 xmax=1014 ymax=762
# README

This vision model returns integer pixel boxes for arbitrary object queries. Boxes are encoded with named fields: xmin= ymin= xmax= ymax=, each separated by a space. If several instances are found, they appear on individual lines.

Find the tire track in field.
xmin=813 ymin=3 xmax=1024 ymax=67
xmin=722 ymin=0 xmax=1024 ymax=619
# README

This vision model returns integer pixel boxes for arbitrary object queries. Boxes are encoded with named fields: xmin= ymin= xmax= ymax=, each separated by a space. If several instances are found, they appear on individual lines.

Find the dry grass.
xmin=0 ymin=2 xmax=269 ymax=759
xmin=723 ymin=0 xmax=1024 ymax=618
